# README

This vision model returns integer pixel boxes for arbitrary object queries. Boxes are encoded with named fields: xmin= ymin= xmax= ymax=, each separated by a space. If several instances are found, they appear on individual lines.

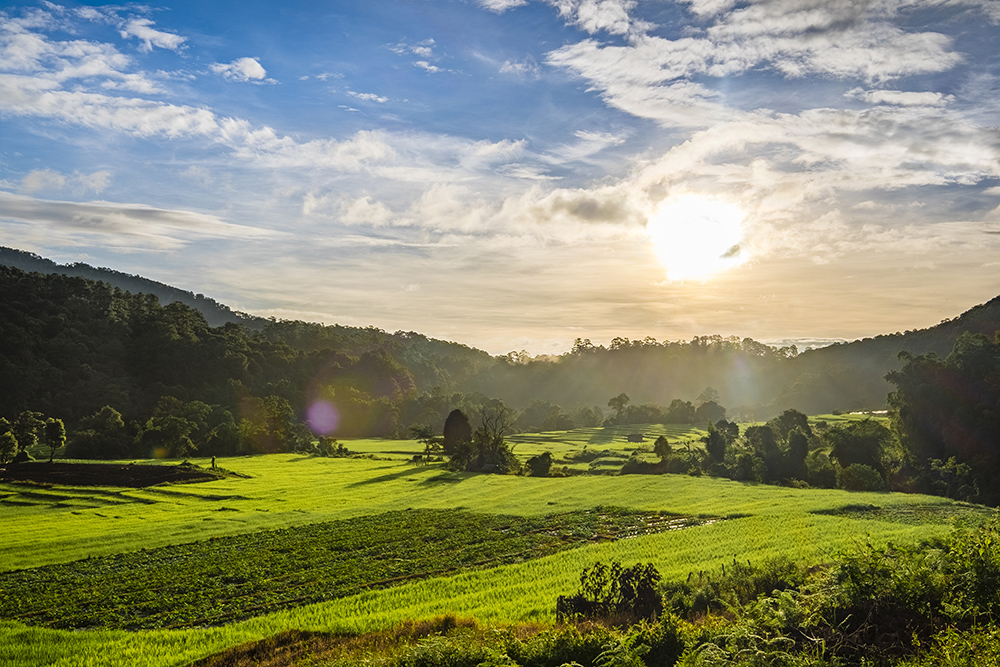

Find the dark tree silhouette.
xmin=44 ymin=418 xmax=66 ymax=463
xmin=825 ymin=419 xmax=890 ymax=477
xmin=607 ymin=393 xmax=630 ymax=422
xmin=442 ymin=409 xmax=471 ymax=455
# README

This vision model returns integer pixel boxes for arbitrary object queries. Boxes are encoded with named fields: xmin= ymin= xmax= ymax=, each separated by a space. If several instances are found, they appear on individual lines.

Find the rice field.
xmin=0 ymin=422 xmax=990 ymax=667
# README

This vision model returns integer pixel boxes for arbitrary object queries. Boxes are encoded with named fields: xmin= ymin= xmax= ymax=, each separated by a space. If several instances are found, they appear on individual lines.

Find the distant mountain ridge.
xmin=0 ymin=246 xmax=260 ymax=328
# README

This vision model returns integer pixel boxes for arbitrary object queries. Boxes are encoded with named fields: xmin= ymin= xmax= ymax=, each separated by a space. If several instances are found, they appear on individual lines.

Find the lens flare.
xmin=646 ymin=194 xmax=747 ymax=281
xmin=307 ymin=400 xmax=340 ymax=435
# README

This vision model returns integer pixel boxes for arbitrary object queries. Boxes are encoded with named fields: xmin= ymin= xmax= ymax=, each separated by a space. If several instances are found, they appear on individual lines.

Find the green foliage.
xmin=390 ymin=618 xmax=683 ymax=667
xmin=0 ymin=429 xmax=17 ymax=464
xmin=667 ymin=517 xmax=1000 ymax=665
xmin=449 ymin=401 xmax=520 ymax=474
xmin=837 ymin=463 xmax=885 ymax=492
xmin=654 ymin=435 xmax=673 ymax=460
xmin=0 ymin=508 xmax=692 ymax=631
xmin=825 ymin=418 xmax=890 ymax=476
xmin=702 ymin=427 xmax=725 ymax=464
xmin=608 ymin=393 xmax=631 ymax=422
xmin=897 ymin=626 xmax=1000 ymax=667
xmin=518 ymin=400 xmax=576 ymax=432
xmin=238 ymin=395 xmax=307 ymax=454
xmin=442 ymin=409 xmax=472 ymax=456
xmin=315 ymin=436 xmax=352 ymax=457
xmin=887 ymin=332 xmax=1000 ymax=503
xmin=765 ymin=410 xmax=812 ymax=442
xmin=11 ymin=410 xmax=46 ymax=457
xmin=43 ymin=417 xmax=66 ymax=462
xmin=556 ymin=561 xmax=663 ymax=624
xmin=65 ymin=405 xmax=131 ymax=459
xmin=661 ymin=558 xmax=808 ymax=620
xmin=527 ymin=451 xmax=554 ymax=477
xmin=925 ymin=457 xmax=977 ymax=501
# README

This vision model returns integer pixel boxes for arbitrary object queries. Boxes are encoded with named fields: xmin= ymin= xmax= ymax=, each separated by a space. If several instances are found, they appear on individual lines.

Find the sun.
xmin=646 ymin=194 xmax=747 ymax=282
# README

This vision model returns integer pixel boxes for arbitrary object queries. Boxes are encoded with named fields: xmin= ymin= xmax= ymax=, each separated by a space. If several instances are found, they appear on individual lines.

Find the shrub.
xmin=526 ymin=452 xmax=553 ymax=477
xmin=557 ymin=562 xmax=663 ymax=624
xmin=837 ymin=463 xmax=885 ymax=491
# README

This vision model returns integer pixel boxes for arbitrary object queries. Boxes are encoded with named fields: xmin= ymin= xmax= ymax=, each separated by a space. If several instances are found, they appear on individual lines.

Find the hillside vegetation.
xmin=3 ymin=249 xmax=1000 ymax=435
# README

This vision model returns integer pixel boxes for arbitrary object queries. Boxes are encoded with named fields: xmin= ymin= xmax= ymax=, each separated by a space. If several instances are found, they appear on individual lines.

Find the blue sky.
xmin=2 ymin=0 xmax=999 ymax=354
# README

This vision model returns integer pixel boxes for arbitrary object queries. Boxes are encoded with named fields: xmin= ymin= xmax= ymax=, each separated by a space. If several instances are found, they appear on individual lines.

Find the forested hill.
xmin=2 ymin=249 xmax=999 ymax=435
xmin=0 ymin=265 xmax=494 ymax=436
xmin=769 ymin=296 xmax=1000 ymax=414
xmin=0 ymin=246 xmax=256 ymax=328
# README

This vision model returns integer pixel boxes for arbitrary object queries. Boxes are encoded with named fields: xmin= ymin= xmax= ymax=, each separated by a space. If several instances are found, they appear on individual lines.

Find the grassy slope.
xmin=0 ymin=423 xmax=976 ymax=667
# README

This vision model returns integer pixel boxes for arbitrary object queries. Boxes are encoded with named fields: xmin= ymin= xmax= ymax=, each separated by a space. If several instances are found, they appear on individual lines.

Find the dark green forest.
xmin=2 ymin=248 xmax=1000 ymax=502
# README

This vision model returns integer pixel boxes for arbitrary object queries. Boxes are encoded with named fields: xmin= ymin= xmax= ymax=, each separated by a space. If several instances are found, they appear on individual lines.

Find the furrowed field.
xmin=0 ymin=420 xmax=991 ymax=667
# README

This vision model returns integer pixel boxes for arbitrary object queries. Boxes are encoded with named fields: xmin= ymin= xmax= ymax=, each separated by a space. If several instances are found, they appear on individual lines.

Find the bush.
xmin=396 ymin=633 xmax=493 ymax=667
xmin=557 ymin=562 xmax=663 ymax=624
xmin=504 ymin=625 xmax=613 ymax=667
xmin=837 ymin=463 xmax=885 ymax=491
xmin=526 ymin=452 xmax=553 ymax=477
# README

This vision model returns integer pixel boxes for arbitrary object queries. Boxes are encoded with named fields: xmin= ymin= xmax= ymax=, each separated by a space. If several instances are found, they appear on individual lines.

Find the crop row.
xmin=0 ymin=507 xmax=715 ymax=631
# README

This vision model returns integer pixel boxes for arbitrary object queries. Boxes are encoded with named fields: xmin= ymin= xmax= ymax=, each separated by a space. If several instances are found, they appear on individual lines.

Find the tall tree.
xmin=825 ymin=419 xmax=890 ymax=477
xmin=442 ymin=409 xmax=472 ymax=455
xmin=12 ymin=410 xmax=45 ymax=454
xmin=44 ymin=418 xmax=66 ymax=463
xmin=607 ymin=393 xmax=630 ymax=422
xmin=0 ymin=426 xmax=17 ymax=465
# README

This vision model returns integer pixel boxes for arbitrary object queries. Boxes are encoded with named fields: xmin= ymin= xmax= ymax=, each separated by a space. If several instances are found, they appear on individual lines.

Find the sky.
xmin=1 ymin=0 xmax=999 ymax=356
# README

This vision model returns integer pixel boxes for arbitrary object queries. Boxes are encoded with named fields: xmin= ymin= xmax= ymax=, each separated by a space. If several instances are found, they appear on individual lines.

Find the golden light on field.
xmin=646 ymin=194 xmax=747 ymax=282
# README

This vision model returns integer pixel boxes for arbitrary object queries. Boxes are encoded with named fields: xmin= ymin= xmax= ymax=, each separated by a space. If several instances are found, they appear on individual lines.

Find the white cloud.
xmin=347 ymin=90 xmax=389 ymax=103
xmin=210 ymin=57 xmax=272 ymax=83
xmin=338 ymin=195 xmax=397 ymax=226
xmin=20 ymin=169 xmax=111 ymax=195
xmin=477 ymin=0 xmax=529 ymax=11
xmin=20 ymin=169 xmax=65 ymax=194
xmin=549 ymin=0 xmax=653 ymax=36
xmin=0 ymin=73 xmax=220 ymax=137
xmin=499 ymin=57 xmax=540 ymax=78
xmin=547 ymin=0 xmax=969 ymax=134
xmin=845 ymin=87 xmax=953 ymax=107
xmin=414 ymin=60 xmax=442 ymax=73
xmin=118 ymin=18 xmax=186 ymax=53
xmin=546 ymin=130 xmax=628 ymax=163
xmin=389 ymin=39 xmax=446 ymax=73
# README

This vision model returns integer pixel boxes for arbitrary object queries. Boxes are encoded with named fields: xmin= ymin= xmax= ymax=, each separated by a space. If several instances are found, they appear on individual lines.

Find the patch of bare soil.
xmin=0 ymin=461 xmax=224 ymax=487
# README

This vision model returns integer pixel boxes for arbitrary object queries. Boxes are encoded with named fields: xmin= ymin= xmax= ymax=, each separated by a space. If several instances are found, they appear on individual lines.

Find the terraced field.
xmin=0 ymin=419 xmax=988 ymax=667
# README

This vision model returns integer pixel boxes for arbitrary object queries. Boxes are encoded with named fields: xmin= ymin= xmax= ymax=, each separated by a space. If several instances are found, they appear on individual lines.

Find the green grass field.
xmin=0 ymin=422 xmax=990 ymax=667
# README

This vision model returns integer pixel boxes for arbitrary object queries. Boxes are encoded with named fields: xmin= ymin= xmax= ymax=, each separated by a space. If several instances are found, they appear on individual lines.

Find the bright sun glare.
xmin=646 ymin=194 xmax=747 ymax=282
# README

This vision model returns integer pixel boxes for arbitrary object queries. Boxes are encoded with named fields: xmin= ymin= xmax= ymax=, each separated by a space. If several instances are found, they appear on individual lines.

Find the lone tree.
xmin=442 ymin=409 xmax=472 ymax=455
xmin=44 ymin=418 xmax=66 ymax=463
xmin=608 ymin=393 xmax=630 ymax=422
xmin=654 ymin=435 xmax=672 ymax=460
xmin=526 ymin=451 xmax=553 ymax=477
xmin=410 ymin=424 xmax=443 ymax=456
xmin=703 ymin=424 xmax=727 ymax=463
